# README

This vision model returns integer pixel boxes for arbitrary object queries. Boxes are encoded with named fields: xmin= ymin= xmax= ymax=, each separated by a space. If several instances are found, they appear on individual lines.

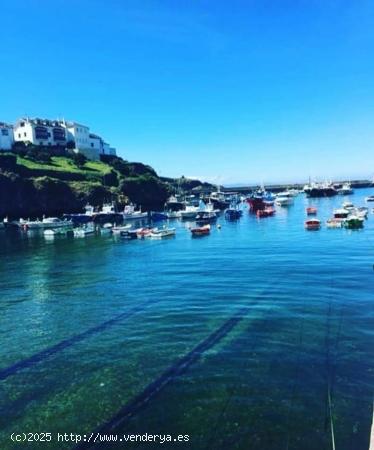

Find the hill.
xmin=0 ymin=151 xmax=211 ymax=218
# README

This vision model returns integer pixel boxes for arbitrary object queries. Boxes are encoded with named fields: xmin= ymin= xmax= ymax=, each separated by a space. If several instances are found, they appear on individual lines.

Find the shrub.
xmin=72 ymin=153 xmax=87 ymax=168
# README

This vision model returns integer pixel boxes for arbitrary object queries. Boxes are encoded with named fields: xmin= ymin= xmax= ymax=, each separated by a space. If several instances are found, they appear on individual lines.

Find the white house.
xmin=12 ymin=117 xmax=116 ymax=160
xmin=0 ymin=122 xmax=14 ymax=151
xmin=13 ymin=118 xmax=67 ymax=147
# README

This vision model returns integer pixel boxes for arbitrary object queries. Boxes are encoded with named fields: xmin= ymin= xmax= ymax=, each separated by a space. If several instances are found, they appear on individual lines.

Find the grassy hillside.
xmin=15 ymin=155 xmax=112 ymax=176
xmin=0 ymin=151 xmax=211 ymax=218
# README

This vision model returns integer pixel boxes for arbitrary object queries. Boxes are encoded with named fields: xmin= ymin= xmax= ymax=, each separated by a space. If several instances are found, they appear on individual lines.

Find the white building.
xmin=13 ymin=118 xmax=67 ymax=147
xmin=12 ymin=117 xmax=116 ymax=160
xmin=0 ymin=122 xmax=14 ymax=151
xmin=62 ymin=121 xmax=116 ymax=160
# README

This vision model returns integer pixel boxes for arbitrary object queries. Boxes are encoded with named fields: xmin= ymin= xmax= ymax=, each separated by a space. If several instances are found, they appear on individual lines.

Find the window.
xmin=24 ymin=132 xmax=26 ymax=137
xmin=18 ymin=133 xmax=21 ymax=138
xmin=91 ymin=143 xmax=94 ymax=147
xmin=1 ymin=129 xmax=9 ymax=136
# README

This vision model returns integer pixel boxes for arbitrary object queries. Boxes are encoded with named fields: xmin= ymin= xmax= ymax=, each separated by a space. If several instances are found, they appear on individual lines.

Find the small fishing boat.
xmin=326 ymin=218 xmax=343 ymax=229
xmin=306 ymin=207 xmax=317 ymax=215
xmin=365 ymin=195 xmax=374 ymax=202
xmin=44 ymin=228 xmax=72 ymax=237
xmin=180 ymin=205 xmax=200 ymax=220
xmin=99 ymin=223 xmax=113 ymax=235
xmin=343 ymin=216 xmax=364 ymax=229
xmin=354 ymin=207 xmax=368 ymax=219
xmin=256 ymin=208 xmax=275 ymax=218
xmin=305 ymin=219 xmax=321 ymax=230
xmin=20 ymin=217 xmax=73 ymax=230
xmin=73 ymin=225 xmax=95 ymax=237
xmin=196 ymin=211 xmax=217 ymax=223
xmin=63 ymin=204 xmax=95 ymax=224
xmin=136 ymin=227 xmax=157 ymax=238
xmin=166 ymin=211 xmax=182 ymax=219
xmin=337 ymin=182 xmax=353 ymax=195
xmin=191 ymin=224 xmax=211 ymax=236
xmin=120 ymin=229 xmax=138 ymax=239
xmin=112 ymin=224 xmax=132 ymax=235
xmin=122 ymin=205 xmax=148 ymax=220
xmin=225 ymin=208 xmax=242 ymax=220
xmin=333 ymin=208 xmax=349 ymax=219
xmin=275 ymin=192 xmax=294 ymax=206
xmin=342 ymin=201 xmax=354 ymax=210
xmin=149 ymin=228 xmax=176 ymax=239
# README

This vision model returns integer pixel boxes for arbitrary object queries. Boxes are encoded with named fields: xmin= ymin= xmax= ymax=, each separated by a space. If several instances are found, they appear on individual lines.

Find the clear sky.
xmin=1 ymin=0 xmax=374 ymax=184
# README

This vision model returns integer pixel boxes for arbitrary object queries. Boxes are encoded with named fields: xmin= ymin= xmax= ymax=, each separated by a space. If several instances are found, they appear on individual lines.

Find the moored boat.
xmin=326 ymin=218 xmax=343 ymax=229
xmin=306 ymin=207 xmax=317 ymax=215
xmin=225 ymin=207 xmax=242 ymax=220
xmin=73 ymin=225 xmax=95 ymax=237
xmin=337 ymin=182 xmax=353 ymax=195
xmin=342 ymin=201 xmax=354 ymax=210
xmin=149 ymin=228 xmax=176 ymax=239
xmin=136 ymin=227 xmax=157 ymax=238
xmin=180 ymin=205 xmax=200 ymax=220
xmin=190 ymin=224 xmax=211 ymax=236
xmin=120 ymin=229 xmax=138 ymax=239
xmin=63 ymin=204 xmax=95 ymax=224
xmin=343 ymin=216 xmax=364 ymax=229
xmin=20 ymin=217 xmax=73 ymax=230
xmin=304 ymin=182 xmax=337 ymax=198
xmin=166 ymin=210 xmax=182 ymax=219
xmin=275 ymin=192 xmax=294 ymax=206
xmin=365 ymin=195 xmax=374 ymax=202
xmin=112 ymin=224 xmax=132 ymax=235
xmin=333 ymin=208 xmax=349 ymax=219
xmin=305 ymin=219 xmax=321 ymax=230
xmin=122 ymin=205 xmax=148 ymax=220
xmin=256 ymin=207 xmax=275 ymax=218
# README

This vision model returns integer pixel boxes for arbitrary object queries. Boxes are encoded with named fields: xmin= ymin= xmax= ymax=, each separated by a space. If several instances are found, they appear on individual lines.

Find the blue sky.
xmin=1 ymin=0 xmax=374 ymax=184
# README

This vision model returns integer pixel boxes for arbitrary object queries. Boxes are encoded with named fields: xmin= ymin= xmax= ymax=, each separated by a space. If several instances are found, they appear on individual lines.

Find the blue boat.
xmin=225 ymin=207 xmax=242 ymax=220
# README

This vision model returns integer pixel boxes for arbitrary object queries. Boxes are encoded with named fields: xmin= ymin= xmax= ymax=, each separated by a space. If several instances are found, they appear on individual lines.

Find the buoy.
xmin=217 ymin=224 xmax=221 ymax=229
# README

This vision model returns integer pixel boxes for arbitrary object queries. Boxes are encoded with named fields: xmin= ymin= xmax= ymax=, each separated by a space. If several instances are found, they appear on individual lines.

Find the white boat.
xmin=122 ymin=205 xmax=148 ymax=220
xmin=275 ymin=192 xmax=294 ymax=206
xmin=337 ymin=182 xmax=353 ymax=195
xmin=333 ymin=208 xmax=350 ymax=219
xmin=342 ymin=201 xmax=354 ymax=210
xmin=20 ymin=217 xmax=73 ymax=230
xmin=166 ymin=211 xmax=182 ymax=219
xmin=148 ymin=227 xmax=176 ymax=239
xmin=180 ymin=205 xmax=200 ymax=220
xmin=73 ymin=225 xmax=95 ymax=237
xmin=112 ymin=224 xmax=132 ymax=234
xmin=365 ymin=195 xmax=374 ymax=202
xmin=354 ymin=207 xmax=368 ymax=219
xmin=99 ymin=223 xmax=113 ymax=235
xmin=326 ymin=218 xmax=343 ymax=229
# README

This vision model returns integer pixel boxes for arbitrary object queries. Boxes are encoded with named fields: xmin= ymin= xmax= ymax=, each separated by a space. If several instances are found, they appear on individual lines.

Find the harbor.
xmin=0 ymin=186 xmax=373 ymax=450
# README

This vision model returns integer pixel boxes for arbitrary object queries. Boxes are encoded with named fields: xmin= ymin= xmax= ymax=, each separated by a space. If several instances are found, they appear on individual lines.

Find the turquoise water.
xmin=0 ymin=189 xmax=373 ymax=450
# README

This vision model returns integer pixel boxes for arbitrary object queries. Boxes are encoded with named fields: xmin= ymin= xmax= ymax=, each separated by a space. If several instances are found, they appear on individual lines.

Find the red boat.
xmin=256 ymin=208 xmax=275 ymax=218
xmin=136 ymin=227 xmax=156 ymax=238
xmin=191 ymin=224 xmax=211 ymax=236
xmin=305 ymin=219 xmax=321 ymax=230
xmin=246 ymin=197 xmax=265 ymax=212
xmin=306 ymin=207 xmax=317 ymax=215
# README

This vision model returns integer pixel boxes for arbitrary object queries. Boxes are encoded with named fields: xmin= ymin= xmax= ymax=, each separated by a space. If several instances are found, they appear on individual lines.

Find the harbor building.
xmin=0 ymin=122 xmax=14 ymax=151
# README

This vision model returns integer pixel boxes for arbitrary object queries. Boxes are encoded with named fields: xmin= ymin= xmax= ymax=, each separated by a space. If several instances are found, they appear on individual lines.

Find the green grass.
xmin=16 ymin=156 xmax=112 ymax=176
